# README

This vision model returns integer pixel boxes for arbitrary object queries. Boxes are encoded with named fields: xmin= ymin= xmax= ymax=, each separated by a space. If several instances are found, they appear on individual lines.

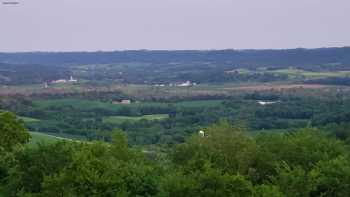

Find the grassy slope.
xmin=28 ymin=132 xmax=64 ymax=147
xmin=18 ymin=116 xmax=40 ymax=123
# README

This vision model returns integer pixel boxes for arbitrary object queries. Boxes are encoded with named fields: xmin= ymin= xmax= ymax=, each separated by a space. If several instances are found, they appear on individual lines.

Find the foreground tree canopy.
xmin=1 ymin=115 xmax=350 ymax=196
xmin=0 ymin=112 xmax=30 ymax=151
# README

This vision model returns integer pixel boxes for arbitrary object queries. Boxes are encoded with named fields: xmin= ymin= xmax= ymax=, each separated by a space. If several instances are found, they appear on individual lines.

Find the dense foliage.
xmin=0 ymin=112 xmax=30 ymax=151
xmin=1 ymin=116 xmax=350 ymax=196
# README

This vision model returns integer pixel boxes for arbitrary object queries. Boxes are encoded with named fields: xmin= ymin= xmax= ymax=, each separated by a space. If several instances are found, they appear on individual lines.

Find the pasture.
xmin=18 ymin=116 xmax=40 ymax=123
xmin=224 ymin=67 xmax=350 ymax=80
xmin=103 ymin=114 xmax=169 ymax=124
xmin=267 ymin=68 xmax=350 ymax=79
xmin=28 ymin=132 xmax=63 ymax=146
xmin=33 ymin=98 xmax=168 ymax=111
xmin=32 ymin=98 xmax=224 ymax=111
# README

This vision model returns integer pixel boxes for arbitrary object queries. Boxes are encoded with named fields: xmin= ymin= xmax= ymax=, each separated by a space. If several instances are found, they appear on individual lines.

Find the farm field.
xmin=226 ymin=67 xmax=350 ymax=80
xmin=28 ymin=132 xmax=63 ymax=146
xmin=18 ymin=116 xmax=40 ymax=123
xmin=174 ymin=100 xmax=224 ymax=108
xmin=267 ymin=68 xmax=350 ymax=79
xmin=32 ymin=98 xmax=224 ymax=111
xmin=221 ymin=83 xmax=331 ymax=91
xmin=103 ymin=114 xmax=169 ymax=124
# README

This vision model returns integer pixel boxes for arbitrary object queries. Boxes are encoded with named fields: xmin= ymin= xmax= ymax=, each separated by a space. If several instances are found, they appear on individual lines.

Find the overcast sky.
xmin=0 ymin=0 xmax=349 ymax=52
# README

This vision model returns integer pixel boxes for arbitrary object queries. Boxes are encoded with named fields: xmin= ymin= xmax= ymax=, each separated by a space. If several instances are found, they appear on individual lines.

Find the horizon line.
xmin=1 ymin=46 xmax=350 ymax=53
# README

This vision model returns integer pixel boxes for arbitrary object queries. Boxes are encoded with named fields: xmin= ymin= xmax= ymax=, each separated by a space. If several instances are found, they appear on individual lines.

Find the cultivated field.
xmin=103 ymin=114 xmax=169 ymax=124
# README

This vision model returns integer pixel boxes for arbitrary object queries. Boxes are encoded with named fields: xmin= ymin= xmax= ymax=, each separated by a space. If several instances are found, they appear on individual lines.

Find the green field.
xmin=33 ymin=98 xmax=224 ymax=111
xmin=174 ymin=100 xmax=224 ymax=108
xmin=103 ymin=114 xmax=169 ymax=124
xmin=1 ymin=113 xmax=41 ymax=123
xmin=18 ymin=116 xmax=40 ymax=123
xmin=268 ymin=68 xmax=350 ymax=79
xmin=28 ymin=132 xmax=65 ymax=146
xmin=33 ymin=99 xmax=168 ymax=111
xmin=224 ymin=68 xmax=350 ymax=80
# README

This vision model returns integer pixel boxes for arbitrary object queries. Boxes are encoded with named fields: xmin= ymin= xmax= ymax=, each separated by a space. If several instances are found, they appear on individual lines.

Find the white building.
xmin=51 ymin=79 xmax=67 ymax=84
xmin=257 ymin=100 xmax=278 ymax=105
xmin=178 ymin=81 xmax=191 ymax=87
xmin=68 ymin=76 xmax=78 ymax=82
xmin=51 ymin=76 xmax=77 ymax=84
xmin=112 ymin=99 xmax=131 ymax=105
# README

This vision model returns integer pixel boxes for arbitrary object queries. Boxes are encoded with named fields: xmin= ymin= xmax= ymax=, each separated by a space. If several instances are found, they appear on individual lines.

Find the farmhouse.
xmin=177 ymin=81 xmax=197 ymax=87
xmin=68 ymin=76 xmax=78 ymax=82
xmin=51 ymin=79 xmax=67 ymax=84
xmin=257 ymin=100 xmax=278 ymax=105
xmin=112 ymin=99 xmax=132 ymax=105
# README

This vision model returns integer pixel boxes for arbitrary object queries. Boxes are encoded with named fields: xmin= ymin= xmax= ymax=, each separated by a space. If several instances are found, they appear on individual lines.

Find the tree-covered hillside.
xmin=1 ymin=47 xmax=350 ymax=85
xmin=1 ymin=47 xmax=350 ymax=68
xmin=1 ymin=113 xmax=350 ymax=196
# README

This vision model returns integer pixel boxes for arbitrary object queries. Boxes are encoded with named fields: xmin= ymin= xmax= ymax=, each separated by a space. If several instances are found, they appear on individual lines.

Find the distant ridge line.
xmin=0 ymin=46 xmax=350 ymax=54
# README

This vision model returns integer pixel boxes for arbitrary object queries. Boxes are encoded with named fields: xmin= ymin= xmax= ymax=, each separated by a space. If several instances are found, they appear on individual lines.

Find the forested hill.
xmin=1 ymin=47 xmax=350 ymax=68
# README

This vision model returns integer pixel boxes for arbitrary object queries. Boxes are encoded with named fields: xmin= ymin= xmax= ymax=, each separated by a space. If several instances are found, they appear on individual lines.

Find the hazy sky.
xmin=1 ymin=0 xmax=349 ymax=52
